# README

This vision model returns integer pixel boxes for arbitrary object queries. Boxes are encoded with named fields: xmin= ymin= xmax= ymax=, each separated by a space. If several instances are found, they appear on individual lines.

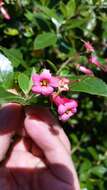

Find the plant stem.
xmin=57 ymin=57 xmax=72 ymax=75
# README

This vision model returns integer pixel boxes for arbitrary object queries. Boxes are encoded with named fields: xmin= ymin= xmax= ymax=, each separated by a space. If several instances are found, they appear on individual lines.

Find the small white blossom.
xmin=0 ymin=53 xmax=13 ymax=73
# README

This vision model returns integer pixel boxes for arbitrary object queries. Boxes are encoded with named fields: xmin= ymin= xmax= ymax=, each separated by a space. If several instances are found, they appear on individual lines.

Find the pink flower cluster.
xmin=76 ymin=41 xmax=95 ymax=75
xmin=52 ymin=94 xmax=78 ymax=121
xmin=77 ymin=40 xmax=107 ymax=75
xmin=32 ymin=69 xmax=78 ymax=122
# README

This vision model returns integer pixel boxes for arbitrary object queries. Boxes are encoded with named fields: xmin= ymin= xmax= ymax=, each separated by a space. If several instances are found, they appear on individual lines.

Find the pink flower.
xmin=58 ymin=77 xmax=70 ymax=92
xmin=0 ymin=1 xmax=11 ymax=20
xmin=89 ymin=56 xmax=107 ymax=72
xmin=84 ymin=41 xmax=94 ymax=53
xmin=32 ymin=69 xmax=59 ymax=96
xmin=58 ymin=98 xmax=78 ymax=122
xmin=51 ymin=93 xmax=64 ymax=105
xmin=89 ymin=55 xmax=100 ymax=67
xmin=52 ymin=94 xmax=78 ymax=122
xmin=76 ymin=64 xmax=94 ymax=75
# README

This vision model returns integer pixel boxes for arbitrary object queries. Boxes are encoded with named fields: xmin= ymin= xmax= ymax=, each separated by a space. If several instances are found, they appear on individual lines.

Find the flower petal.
xmin=59 ymin=113 xmax=70 ymax=122
xmin=32 ymin=74 xmax=40 ymax=85
xmin=52 ymin=94 xmax=64 ymax=106
xmin=71 ymin=107 xmax=77 ymax=113
xmin=40 ymin=69 xmax=52 ymax=81
xmin=59 ymin=112 xmax=74 ymax=122
xmin=41 ymin=86 xmax=53 ymax=96
xmin=32 ymin=86 xmax=41 ymax=94
xmin=58 ymin=104 xmax=66 ymax=114
xmin=50 ymin=77 xmax=59 ymax=87
xmin=65 ymin=100 xmax=78 ymax=108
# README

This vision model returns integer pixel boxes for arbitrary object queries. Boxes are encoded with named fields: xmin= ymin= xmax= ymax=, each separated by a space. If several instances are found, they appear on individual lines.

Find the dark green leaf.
xmin=69 ymin=133 xmax=79 ymax=144
xmin=71 ymin=76 xmax=107 ymax=97
xmin=34 ymin=32 xmax=57 ymax=49
xmin=87 ymin=147 xmax=98 ymax=160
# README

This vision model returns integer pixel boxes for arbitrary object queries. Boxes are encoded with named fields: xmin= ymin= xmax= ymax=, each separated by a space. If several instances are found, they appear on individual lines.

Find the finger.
xmin=24 ymin=107 xmax=80 ymax=188
xmin=5 ymin=138 xmax=45 ymax=169
xmin=12 ymin=137 xmax=43 ymax=158
xmin=25 ymin=108 xmax=70 ymax=167
xmin=25 ymin=106 xmax=71 ymax=153
xmin=0 ymin=133 xmax=13 ymax=161
xmin=50 ymin=125 xmax=71 ymax=154
xmin=0 ymin=103 xmax=24 ymax=133
xmin=0 ymin=103 xmax=23 ymax=162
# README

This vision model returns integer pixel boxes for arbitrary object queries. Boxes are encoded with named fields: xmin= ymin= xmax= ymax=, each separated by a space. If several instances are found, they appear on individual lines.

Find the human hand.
xmin=0 ymin=104 xmax=80 ymax=190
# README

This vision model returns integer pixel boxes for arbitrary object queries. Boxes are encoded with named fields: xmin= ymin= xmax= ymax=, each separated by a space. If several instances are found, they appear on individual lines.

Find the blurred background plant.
xmin=0 ymin=0 xmax=107 ymax=189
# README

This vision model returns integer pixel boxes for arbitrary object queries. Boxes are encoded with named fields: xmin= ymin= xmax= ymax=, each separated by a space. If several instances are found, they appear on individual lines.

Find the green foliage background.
xmin=0 ymin=0 xmax=107 ymax=189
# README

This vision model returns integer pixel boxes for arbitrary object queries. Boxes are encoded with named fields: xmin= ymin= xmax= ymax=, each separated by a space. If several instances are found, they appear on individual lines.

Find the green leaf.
xmin=4 ymin=28 xmax=19 ymax=36
xmin=35 ymin=5 xmax=60 ymax=21
xmin=34 ymin=32 xmax=57 ymax=49
xmin=28 ymin=67 xmax=36 ymax=93
xmin=60 ymin=0 xmax=76 ymax=18
xmin=81 ymin=182 xmax=93 ymax=190
xmin=60 ymin=2 xmax=67 ymax=17
xmin=90 ymin=166 xmax=107 ymax=178
xmin=66 ymin=0 xmax=76 ymax=18
xmin=0 ymin=46 xmax=25 ymax=68
xmin=71 ymin=76 xmax=107 ymax=97
xmin=0 ymin=87 xmax=25 ymax=104
xmin=65 ymin=18 xmax=87 ymax=30
xmin=0 ymin=72 xmax=13 ymax=89
xmin=25 ymin=11 xmax=35 ymax=21
xmin=87 ymin=147 xmax=98 ymax=160
xmin=18 ymin=73 xmax=30 ymax=95
xmin=69 ymin=133 xmax=79 ymax=144
xmin=79 ymin=160 xmax=92 ymax=181
xmin=80 ymin=160 xmax=92 ymax=173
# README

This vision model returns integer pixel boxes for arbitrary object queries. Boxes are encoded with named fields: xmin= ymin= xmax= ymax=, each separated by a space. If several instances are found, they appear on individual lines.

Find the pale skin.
xmin=0 ymin=104 xmax=80 ymax=190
